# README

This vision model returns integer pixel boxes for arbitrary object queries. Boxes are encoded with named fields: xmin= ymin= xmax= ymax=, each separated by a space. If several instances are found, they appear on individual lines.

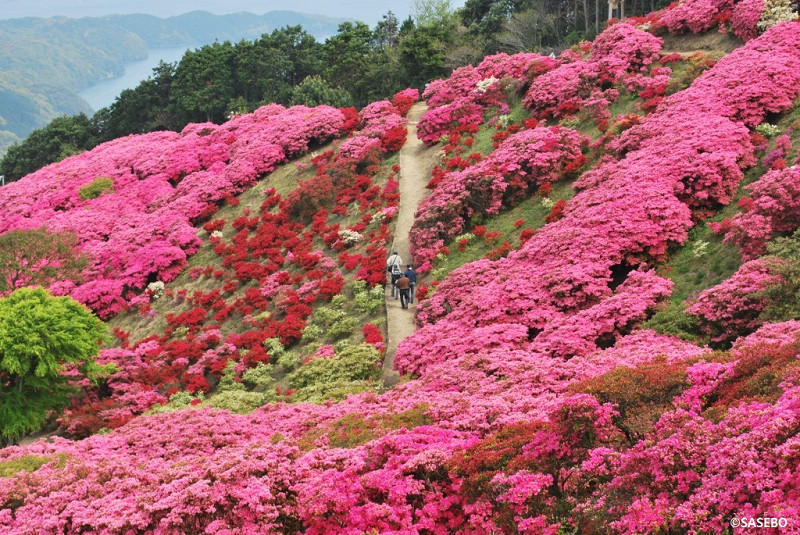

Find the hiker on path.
xmin=404 ymin=265 xmax=417 ymax=303
xmin=386 ymin=250 xmax=403 ymax=299
xmin=396 ymin=273 xmax=411 ymax=309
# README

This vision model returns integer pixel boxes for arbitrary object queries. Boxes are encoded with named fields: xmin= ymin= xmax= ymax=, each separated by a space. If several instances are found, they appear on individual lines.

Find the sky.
xmin=0 ymin=0 xmax=466 ymax=25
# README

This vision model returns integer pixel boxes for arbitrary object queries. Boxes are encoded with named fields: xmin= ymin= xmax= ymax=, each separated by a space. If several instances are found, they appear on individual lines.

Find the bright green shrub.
xmin=146 ymin=391 xmax=205 ymax=414
xmin=644 ymin=301 xmax=702 ymax=341
xmin=289 ymin=75 xmax=353 ymax=108
xmin=78 ymin=177 xmax=114 ymax=201
xmin=0 ymin=288 xmax=111 ymax=445
xmin=242 ymin=363 xmax=276 ymax=391
xmin=208 ymin=391 xmax=270 ymax=413
xmin=0 ymin=455 xmax=54 ymax=478
xmin=287 ymin=343 xmax=381 ymax=403
xmin=353 ymin=281 xmax=385 ymax=315
xmin=756 ymin=122 xmax=781 ymax=138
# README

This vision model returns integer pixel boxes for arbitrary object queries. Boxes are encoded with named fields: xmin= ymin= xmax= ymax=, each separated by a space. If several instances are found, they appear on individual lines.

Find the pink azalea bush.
xmin=590 ymin=22 xmax=663 ymax=75
xmin=416 ymin=97 xmax=485 ymax=145
xmin=688 ymin=258 xmax=780 ymax=342
xmin=418 ymin=52 xmax=559 ymax=145
xmin=713 ymin=166 xmax=800 ymax=258
xmin=476 ymin=52 xmax=558 ymax=82
xmin=411 ymin=126 xmax=588 ymax=265
xmin=732 ymin=0 xmax=764 ymax=40
xmin=659 ymin=0 xmax=733 ymax=33
xmin=0 ymin=105 xmax=346 ymax=317
xmin=522 ymin=60 xmax=600 ymax=116
xmin=523 ymin=24 xmax=663 ymax=117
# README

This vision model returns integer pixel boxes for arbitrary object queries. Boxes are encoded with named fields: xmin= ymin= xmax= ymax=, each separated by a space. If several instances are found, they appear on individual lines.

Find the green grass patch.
xmin=0 ymin=453 xmax=67 ymax=478
xmin=78 ymin=176 xmax=114 ymax=200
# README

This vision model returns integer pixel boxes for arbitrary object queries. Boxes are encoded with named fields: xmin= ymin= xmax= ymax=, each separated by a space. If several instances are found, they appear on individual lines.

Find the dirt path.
xmin=382 ymin=103 xmax=434 ymax=387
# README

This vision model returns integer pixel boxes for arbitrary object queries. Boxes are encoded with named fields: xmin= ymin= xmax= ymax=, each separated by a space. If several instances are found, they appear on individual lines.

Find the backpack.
xmin=391 ymin=263 xmax=402 ymax=275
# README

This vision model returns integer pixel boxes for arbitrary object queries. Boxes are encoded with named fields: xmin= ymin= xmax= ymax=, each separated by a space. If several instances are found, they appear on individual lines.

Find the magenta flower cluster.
xmin=0 ymin=105 xmax=345 ymax=317
xmin=410 ymin=125 xmax=589 ymax=265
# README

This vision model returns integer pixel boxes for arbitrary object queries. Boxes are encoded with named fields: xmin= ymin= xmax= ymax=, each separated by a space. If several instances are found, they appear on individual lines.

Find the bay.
xmin=79 ymin=47 xmax=190 ymax=111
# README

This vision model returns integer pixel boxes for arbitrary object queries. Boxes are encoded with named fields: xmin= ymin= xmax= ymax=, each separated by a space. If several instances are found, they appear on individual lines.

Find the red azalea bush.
xmin=391 ymin=88 xmax=420 ymax=116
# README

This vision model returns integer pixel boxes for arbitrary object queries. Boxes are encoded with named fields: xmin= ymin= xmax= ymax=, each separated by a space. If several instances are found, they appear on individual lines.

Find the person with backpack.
xmin=386 ymin=250 xmax=403 ymax=299
xmin=404 ymin=265 xmax=417 ymax=303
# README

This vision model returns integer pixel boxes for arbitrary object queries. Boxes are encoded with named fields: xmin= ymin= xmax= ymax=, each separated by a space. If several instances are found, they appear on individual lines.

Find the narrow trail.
xmin=382 ymin=102 xmax=435 ymax=387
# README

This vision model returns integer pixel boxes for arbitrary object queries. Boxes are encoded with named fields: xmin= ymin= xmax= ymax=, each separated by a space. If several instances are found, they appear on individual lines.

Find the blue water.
xmin=79 ymin=47 xmax=189 ymax=111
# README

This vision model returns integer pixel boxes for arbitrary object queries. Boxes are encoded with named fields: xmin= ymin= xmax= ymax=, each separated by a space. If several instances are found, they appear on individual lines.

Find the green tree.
xmin=97 ymin=60 xmax=177 ymax=141
xmin=412 ymin=0 xmax=457 ymax=26
xmin=232 ymin=27 xmax=323 ymax=108
xmin=171 ymin=41 xmax=236 ymax=123
xmin=399 ymin=25 xmax=449 ymax=88
xmin=0 ymin=288 xmax=111 ymax=446
xmin=0 ymin=114 xmax=98 ymax=182
xmin=373 ymin=11 xmax=400 ymax=49
xmin=289 ymin=75 xmax=353 ymax=107
xmin=0 ymin=228 xmax=87 ymax=295
xmin=322 ymin=22 xmax=374 ymax=106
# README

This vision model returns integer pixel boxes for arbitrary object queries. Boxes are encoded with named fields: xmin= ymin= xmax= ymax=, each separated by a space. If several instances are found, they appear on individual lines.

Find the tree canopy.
xmin=0 ymin=287 xmax=111 ymax=445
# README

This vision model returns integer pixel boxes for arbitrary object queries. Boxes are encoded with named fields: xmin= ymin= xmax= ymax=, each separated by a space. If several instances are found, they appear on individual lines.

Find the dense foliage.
xmin=0 ymin=288 xmax=110 ymax=446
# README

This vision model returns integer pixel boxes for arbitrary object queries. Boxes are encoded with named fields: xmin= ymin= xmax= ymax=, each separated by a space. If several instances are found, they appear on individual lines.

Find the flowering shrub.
xmin=417 ymin=98 xmax=485 ymax=145
xmin=418 ymin=52 xmax=559 ymax=146
xmin=392 ymin=88 xmax=420 ymax=116
xmin=523 ymin=61 xmax=600 ymax=117
xmin=688 ymin=259 xmax=780 ymax=343
xmin=476 ymin=52 xmax=558 ymax=82
xmin=0 ymin=105 xmax=345 ymax=318
xmin=758 ymin=0 xmax=798 ymax=32
xmin=411 ymin=126 xmax=588 ymax=265
xmin=732 ymin=0 xmax=764 ymax=40
xmin=3 ymin=20 xmax=800 ymax=535
xmin=659 ymin=0 xmax=733 ymax=33
xmin=713 ymin=167 xmax=800 ymax=258
xmin=590 ymin=23 xmax=663 ymax=75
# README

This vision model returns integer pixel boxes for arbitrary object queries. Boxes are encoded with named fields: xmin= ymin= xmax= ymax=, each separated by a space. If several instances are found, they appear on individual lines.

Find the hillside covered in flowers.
xmin=2 ymin=0 xmax=800 ymax=531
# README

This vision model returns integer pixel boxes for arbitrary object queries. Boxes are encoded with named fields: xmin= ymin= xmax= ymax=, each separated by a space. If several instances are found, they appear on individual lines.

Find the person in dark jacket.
xmin=404 ymin=265 xmax=417 ymax=303
xmin=396 ymin=274 xmax=411 ymax=309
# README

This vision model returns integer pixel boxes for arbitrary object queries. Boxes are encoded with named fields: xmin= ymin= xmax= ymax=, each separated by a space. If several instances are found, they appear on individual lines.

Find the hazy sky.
xmin=0 ymin=0 xmax=466 ymax=25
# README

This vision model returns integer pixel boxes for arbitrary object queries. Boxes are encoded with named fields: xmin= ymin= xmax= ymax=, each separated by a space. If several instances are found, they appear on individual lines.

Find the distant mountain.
xmin=104 ymin=10 xmax=345 ymax=47
xmin=0 ymin=10 xmax=345 ymax=156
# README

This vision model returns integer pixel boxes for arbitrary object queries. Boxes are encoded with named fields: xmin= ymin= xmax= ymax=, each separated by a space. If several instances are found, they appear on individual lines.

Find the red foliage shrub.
xmin=338 ymin=107 xmax=360 ymax=134
xmin=487 ymin=241 xmax=513 ymax=260
xmin=545 ymin=199 xmax=567 ymax=223
xmin=203 ymin=219 xmax=226 ymax=233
